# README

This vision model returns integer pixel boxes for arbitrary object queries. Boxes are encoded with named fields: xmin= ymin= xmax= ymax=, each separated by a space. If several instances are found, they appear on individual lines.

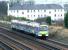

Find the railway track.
xmin=0 ymin=25 xmax=61 ymax=50
xmin=0 ymin=34 xmax=32 ymax=50
xmin=13 ymin=29 xmax=68 ymax=50
xmin=0 ymin=41 xmax=12 ymax=50
xmin=0 ymin=27 xmax=59 ymax=50
xmin=47 ymin=39 xmax=68 ymax=48
xmin=0 ymin=23 xmax=68 ymax=50
xmin=37 ymin=39 xmax=68 ymax=50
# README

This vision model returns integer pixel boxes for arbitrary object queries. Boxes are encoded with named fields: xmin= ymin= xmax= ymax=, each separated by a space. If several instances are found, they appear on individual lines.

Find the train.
xmin=11 ymin=20 xmax=49 ymax=39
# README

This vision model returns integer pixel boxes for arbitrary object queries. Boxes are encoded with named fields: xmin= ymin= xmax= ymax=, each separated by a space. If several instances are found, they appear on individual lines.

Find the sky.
xmin=0 ymin=0 xmax=8 ymax=1
xmin=0 ymin=0 xmax=68 ymax=4
xmin=25 ymin=0 xmax=68 ymax=4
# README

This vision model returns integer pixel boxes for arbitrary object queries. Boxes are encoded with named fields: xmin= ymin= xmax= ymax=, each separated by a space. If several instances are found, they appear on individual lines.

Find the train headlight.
xmin=37 ymin=32 xmax=42 ymax=36
xmin=38 ymin=34 xmax=42 ymax=36
xmin=46 ymin=32 xmax=49 ymax=36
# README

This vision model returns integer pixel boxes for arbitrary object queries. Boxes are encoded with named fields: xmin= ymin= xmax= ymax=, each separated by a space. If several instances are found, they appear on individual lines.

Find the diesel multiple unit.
xmin=11 ymin=20 xmax=49 ymax=39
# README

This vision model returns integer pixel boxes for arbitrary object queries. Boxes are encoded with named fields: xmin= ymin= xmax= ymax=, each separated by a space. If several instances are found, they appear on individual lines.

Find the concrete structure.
xmin=7 ymin=2 xmax=64 ymax=21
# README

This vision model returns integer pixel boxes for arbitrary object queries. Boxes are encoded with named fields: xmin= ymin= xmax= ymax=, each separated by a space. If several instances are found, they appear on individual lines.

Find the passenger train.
xmin=11 ymin=20 xmax=49 ymax=39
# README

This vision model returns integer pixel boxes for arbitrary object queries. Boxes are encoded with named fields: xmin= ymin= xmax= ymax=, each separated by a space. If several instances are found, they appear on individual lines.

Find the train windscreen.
xmin=40 ymin=26 xmax=48 ymax=31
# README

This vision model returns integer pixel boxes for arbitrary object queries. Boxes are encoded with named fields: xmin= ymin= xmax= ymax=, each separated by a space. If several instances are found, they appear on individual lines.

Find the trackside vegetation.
xmin=0 ymin=16 xmax=31 ymax=21
xmin=64 ymin=12 xmax=68 ymax=28
xmin=0 ymin=16 xmax=51 ymax=25
xmin=35 ymin=16 xmax=51 ymax=25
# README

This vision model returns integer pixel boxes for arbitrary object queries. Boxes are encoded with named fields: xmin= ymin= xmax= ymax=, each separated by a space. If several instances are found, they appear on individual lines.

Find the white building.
xmin=7 ymin=2 xmax=64 ymax=21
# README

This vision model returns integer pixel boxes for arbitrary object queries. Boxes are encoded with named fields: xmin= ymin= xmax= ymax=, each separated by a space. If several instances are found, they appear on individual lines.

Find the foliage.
xmin=0 ymin=1 xmax=7 ymax=16
xmin=35 ymin=17 xmax=46 ymax=23
xmin=64 ymin=12 xmax=68 ymax=28
xmin=35 ymin=16 xmax=51 ymax=25
xmin=46 ymin=16 xmax=51 ymax=25
xmin=0 ymin=15 xmax=31 ymax=21
xmin=14 ymin=17 xmax=31 ymax=21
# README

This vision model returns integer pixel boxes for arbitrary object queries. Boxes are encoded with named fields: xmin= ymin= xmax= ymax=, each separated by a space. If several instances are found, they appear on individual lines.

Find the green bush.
xmin=15 ymin=17 xmax=31 ymax=21
xmin=46 ymin=16 xmax=51 ymax=25
xmin=0 ymin=15 xmax=32 ymax=21
xmin=64 ymin=12 xmax=68 ymax=28
xmin=35 ymin=17 xmax=46 ymax=23
xmin=35 ymin=16 xmax=51 ymax=25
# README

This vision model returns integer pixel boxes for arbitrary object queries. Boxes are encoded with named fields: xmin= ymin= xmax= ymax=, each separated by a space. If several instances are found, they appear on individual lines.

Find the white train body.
xmin=11 ymin=20 xmax=49 ymax=38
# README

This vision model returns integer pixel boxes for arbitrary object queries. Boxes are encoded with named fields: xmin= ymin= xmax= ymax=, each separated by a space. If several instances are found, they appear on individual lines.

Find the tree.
xmin=0 ymin=1 xmax=7 ymax=16
xmin=35 ymin=17 xmax=46 ymax=23
xmin=46 ymin=16 xmax=51 ymax=25
xmin=13 ymin=17 xmax=31 ymax=21
xmin=10 ymin=0 xmax=22 ymax=4
xmin=64 ymin=12 xmax=68 ymax=28
xmin=35 ymin=16 xmax=51 ymax=25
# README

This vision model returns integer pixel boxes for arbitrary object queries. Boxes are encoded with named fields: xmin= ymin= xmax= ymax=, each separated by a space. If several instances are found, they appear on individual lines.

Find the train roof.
xmin=11 ymin=20 xmax=40 ymax=27
xmin=40 ymin=25 xmax=48 ymax=27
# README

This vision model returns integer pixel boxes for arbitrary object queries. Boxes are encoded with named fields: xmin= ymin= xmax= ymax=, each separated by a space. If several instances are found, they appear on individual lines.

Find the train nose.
xmin=42 ymin=34 xmax=45 ymax=36
xmin=41 ymin=34 xmax=48 ymax=40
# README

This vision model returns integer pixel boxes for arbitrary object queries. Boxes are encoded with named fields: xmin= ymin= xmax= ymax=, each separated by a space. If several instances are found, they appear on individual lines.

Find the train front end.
xmin=37 ymin=25 xmax=49 ymax=39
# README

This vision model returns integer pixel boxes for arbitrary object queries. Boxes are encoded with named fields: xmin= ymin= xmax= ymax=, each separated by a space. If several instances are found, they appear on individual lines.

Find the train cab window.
xmin=40 ymin=26 xmax=48 ymax=31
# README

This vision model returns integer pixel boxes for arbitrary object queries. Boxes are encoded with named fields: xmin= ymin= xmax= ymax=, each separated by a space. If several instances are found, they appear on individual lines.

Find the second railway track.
xmin=0 ymin=34 xmax=32 ymax=50
xmin=0 ymin=41 xmax=13 ymax=50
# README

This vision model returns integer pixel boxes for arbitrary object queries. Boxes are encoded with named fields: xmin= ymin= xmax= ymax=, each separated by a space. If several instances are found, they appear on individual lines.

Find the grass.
xmin=0 ymin=20 xmax=11 ymax=29
xmin=52 ymin=36 xmax=68 ymax=44
xmin=49 ymin=25 xmax=68 ymax=45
